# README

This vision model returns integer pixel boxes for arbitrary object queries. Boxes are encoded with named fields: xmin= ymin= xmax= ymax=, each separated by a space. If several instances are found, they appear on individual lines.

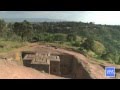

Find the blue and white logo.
xmin=105 ymin=67 xmax=115 ymax=77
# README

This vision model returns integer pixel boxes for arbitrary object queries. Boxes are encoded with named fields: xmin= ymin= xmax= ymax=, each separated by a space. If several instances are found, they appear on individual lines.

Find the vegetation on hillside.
xmin=0 ymin=19 xmax=120 ymax=64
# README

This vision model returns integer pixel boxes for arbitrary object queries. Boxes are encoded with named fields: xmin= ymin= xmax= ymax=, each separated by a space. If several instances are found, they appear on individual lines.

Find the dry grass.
xmin=0 ymin=40 xmax=27 ymax=53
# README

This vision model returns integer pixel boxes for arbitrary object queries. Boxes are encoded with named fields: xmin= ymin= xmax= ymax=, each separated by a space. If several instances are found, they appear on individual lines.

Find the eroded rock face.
xmin=56 ymin=54 xmax=91 ymax=79
xmin=71 ymin=57 xmax=91 ymax=79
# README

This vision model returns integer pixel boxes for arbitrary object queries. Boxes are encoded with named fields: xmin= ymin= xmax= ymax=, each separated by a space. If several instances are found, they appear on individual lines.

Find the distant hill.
xmin=3 ymin=18 xmax=66 ymax=23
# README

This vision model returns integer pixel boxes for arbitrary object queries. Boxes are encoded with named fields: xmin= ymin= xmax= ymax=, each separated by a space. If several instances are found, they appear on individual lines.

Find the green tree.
xmin=0 ymin=19 xmax=6 ymax=32
xmin=0 ymin=19 xmax=8 ymax=37
xmin=13 ymin=20 xmax=33 ymax=41
xmin=81 ymin=38 xmax=94 ymax=50
xmin=81 ymin=38 xmax=106 ymax=56
xmin=91 ymin=41 xmax=106 ymax=55
xmin=72 ymin=41 xmax=81 ymax=47
xmin=53 ymin=33 xmax=66 ymax=41
xmin=67 ymin=33 xmax=76 ymax=42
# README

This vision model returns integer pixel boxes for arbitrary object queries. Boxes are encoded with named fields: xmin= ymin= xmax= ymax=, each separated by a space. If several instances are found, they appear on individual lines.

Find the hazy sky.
xmin=0 ymin=11 xmax=120 ymax=25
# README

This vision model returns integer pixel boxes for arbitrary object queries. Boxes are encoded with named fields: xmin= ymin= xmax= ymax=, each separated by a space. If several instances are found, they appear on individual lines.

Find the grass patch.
xmin=0 ymin=40 xmax=27 ymax=53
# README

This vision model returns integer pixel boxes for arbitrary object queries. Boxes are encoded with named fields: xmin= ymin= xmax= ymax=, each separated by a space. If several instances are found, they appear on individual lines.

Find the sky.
xmin=0 ymin=11 xmax=120 ymax=25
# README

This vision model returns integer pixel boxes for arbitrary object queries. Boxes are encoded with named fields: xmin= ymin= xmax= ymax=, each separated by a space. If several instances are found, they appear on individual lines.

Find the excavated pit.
xmin=21 ymin=51 xmax=91 ymax=79
xmin=56 ymin=53 xmax=91 ymax=79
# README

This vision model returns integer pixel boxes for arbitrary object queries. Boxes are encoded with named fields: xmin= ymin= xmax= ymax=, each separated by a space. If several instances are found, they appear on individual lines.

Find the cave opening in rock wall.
xmin=21 ymin=51 xmax=91 ymax=79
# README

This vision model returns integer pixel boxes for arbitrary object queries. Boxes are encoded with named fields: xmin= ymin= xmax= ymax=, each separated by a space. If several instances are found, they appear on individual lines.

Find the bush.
xmin=53 ymin=33 xmax=66 ymax=41
xmin=80 ymin=38 xmax=94 ymax=50
xmin=0 ymin=44 xmax=4 ymax=48
xmin=81 ymin=38 xmax=106 ymax=56
xmin=101 ymin=51 xmax=120 ymax=64
xmin=78 ymin=47 xmax=88 ymax=56
xmin=91 ymin=41 xmax=106 ymax=55
xmin=72 ymin=41 xmax=80 ymax=47
xmin=9 ymin=34 xmax=22 ymax=41
xmin=87 ymin=50 xmax=97 ymax=57
xmin=67 ymin=33 xmax=77 ymax=42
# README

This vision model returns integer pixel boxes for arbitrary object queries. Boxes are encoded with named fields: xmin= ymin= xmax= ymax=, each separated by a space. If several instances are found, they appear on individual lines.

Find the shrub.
xmin=81 ymin=38 xmax=106 ymax=56
xmin=91 ymin=41 xmax=106 ymax=55
xmin=67 ymin=33 xmax=77 ymax=42
xmin=53 ymin=33 xmax=66 ymax=41
xmin=72 ymin=41 xmax=80 ymax=47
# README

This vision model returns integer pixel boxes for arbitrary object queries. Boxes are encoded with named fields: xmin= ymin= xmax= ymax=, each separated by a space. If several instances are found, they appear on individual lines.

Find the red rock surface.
xmin=0 ymin=43 xmax=119 ymax=79
xmin=0 ymin=60 xmax=64 ymax=79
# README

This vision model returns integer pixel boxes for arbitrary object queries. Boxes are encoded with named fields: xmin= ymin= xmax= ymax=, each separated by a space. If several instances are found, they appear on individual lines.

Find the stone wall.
xmin=71 ymin=56 xmax=91 ymax=79
xmin=50 ymin=60 xmax=61 ymax=76
xmin=57 ymin=54 xmax=91 ymax=79
xmin=59 ymin=54 xmax=73 ymax=78
xmin=22 ymin=51 xmax=60 ymax=75
xmin=30 ymin=64 xmax=50 ymax=73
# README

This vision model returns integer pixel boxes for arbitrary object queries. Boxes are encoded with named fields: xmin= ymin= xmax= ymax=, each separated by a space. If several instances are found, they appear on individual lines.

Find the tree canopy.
xmin=0 ymin=19 xmax=120 ymax=64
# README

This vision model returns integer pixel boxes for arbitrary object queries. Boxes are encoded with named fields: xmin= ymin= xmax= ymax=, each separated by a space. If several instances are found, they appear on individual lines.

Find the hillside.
xmin=0 ymin=19 xmax=120 ymax=79
xmin=0 ymin=19 xmax=120 ymax=64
